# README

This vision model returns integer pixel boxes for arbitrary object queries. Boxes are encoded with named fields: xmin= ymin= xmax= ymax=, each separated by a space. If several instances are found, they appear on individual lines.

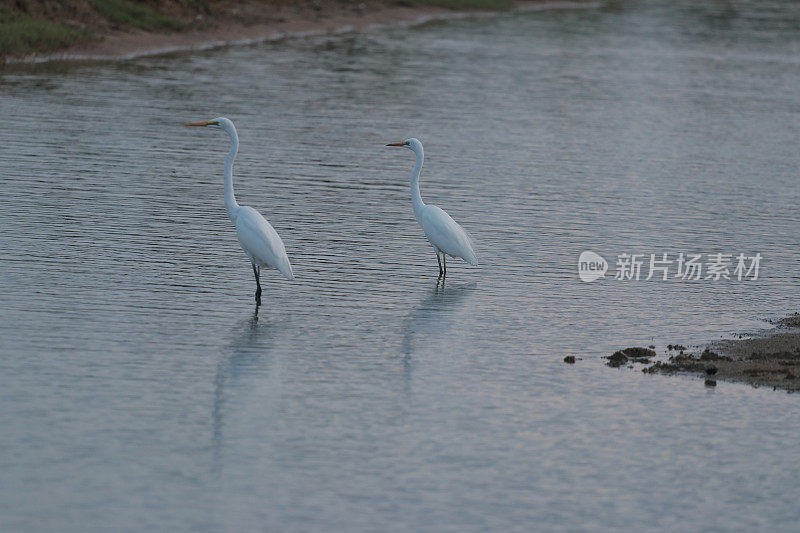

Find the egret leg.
xmin=436 ymin=252 xmax=443 ymax=277
xmin=443 ymin=255 xmax=447 ymax=278
xmin=252 ymin=264 xmax=262 ymax=306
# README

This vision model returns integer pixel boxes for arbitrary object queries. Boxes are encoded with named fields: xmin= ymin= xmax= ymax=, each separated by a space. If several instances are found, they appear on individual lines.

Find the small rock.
xmin=704 ymin=379 xmax=717 ymax=387
xmin=621 ymin=347 xmax=656 ymax=358
xmin=706 ymin=366 xmax=718 ymax=375
xmin=700 ymin=348 xmax=729 ymax=361
xmin=563 ymin=356 xmax=576 ymax=364
xmin=606 ymin=347 xmax=656 ymax=367
xmin=606 ymin=351 xmax=628 ymax=368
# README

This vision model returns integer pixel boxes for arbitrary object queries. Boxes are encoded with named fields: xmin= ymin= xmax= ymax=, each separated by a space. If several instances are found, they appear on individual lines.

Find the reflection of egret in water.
xmin=212 ymin=305 xmax=282 ymax=472
xmin=401 ymin=279 xmax=477 ymax=387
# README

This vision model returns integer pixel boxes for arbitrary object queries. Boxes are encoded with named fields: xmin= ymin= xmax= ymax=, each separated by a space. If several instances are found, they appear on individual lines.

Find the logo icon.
xmin=578 ymin=251 xmax=608 ymax=282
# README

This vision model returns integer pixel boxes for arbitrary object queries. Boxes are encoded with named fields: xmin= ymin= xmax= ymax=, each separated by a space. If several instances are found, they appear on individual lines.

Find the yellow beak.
xmin=184 ymin=120 xmax=217 ymax=127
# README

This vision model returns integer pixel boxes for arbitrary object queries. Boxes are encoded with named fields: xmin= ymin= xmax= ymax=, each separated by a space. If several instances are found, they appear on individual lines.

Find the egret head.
xmin=386 ymin=138 xmax=422 ymax=152
xmin=183 ymin=117 xmax=233 ymax=130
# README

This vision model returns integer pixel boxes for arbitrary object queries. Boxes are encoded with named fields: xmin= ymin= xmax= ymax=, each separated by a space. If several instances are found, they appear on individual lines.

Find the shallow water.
xmin=1 ymin=0 xmax=799 ymax=531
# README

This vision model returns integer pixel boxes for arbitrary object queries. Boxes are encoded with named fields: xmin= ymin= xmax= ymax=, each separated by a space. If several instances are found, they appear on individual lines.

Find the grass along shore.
xmin=0 ymin=0 xmax=521 ymax=61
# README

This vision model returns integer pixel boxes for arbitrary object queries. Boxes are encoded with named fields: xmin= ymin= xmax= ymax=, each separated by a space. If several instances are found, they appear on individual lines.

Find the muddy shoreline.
xmin=8 ymin=1 xmax=599 ymax=64
xmin=604 ymin=314 xmax=800 ymax=393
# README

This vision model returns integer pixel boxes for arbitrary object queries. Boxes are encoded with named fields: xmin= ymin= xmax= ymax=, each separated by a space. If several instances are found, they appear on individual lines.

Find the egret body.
xmin=184 ymin=117 xmax=293 ymax=305
xmin=387 ymin=138 xmax=478 ymax=277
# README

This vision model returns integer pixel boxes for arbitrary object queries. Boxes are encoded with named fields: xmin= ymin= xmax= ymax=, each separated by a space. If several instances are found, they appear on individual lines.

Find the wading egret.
xmin=387 ymin=138 xmax=478 ymax=277
xmin=184 ymin=117 xmax=293 ymax=305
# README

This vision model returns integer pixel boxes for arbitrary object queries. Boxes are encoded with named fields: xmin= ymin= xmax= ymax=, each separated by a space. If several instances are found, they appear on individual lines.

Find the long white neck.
xmin=222 ymin=124 xmax=240 ymax=222
xmin=410 ymin=143 xmax=425 ymax=217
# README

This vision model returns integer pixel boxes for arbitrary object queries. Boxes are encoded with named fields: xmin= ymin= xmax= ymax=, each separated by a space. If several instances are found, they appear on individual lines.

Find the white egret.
xmin=387 ymin=138 xmax=478 ymax=277
xmin=184 ymin=117 xmax=293 ymax=305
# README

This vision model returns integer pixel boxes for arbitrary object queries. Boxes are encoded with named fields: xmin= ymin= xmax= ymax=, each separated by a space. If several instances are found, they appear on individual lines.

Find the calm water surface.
xmin=1 ymin=1 xmax=799 ymax=531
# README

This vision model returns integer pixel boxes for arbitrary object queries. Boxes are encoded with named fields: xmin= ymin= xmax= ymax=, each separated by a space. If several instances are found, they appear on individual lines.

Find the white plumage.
xmin=185 ymin=117 xmax=293 ymax=304
xmin=235 ymin=206 xmax=294 ymax=280
xmin=417 ymin=204 xmax=478 ymax=266
xmin=387 ymin=138 xmax=478 ymax=276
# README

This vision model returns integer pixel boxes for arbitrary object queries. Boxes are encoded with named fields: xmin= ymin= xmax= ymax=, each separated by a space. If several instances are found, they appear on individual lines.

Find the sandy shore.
xmin=11 ymin=1 xmax=599 ymax=64
xmin=604 ymin=315 xmax=800 ymax=393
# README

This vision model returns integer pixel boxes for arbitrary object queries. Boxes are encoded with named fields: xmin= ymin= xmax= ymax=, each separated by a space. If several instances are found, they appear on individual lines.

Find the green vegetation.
xmin=0 ymin=0 xmax=184 ymax=58
xmin=92 ymin=0 xmax=183 ymax=31
xmin=0 ymin=7 xmax=90 ymax=57
xmin=0 ymin=0 xmax=517 ymax=60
